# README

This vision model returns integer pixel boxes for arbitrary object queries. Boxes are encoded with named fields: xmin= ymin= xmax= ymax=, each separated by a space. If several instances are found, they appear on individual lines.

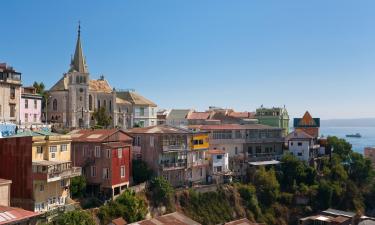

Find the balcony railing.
xmin=247 ymin=154 xmax=283 ymax=162
xmin=160 ymin=162 xmax=186 ymax=170
xmin=162 ymin=145 xmax=188 ymax=152
xmin=33 ymin=167 xmax=82 ymax=183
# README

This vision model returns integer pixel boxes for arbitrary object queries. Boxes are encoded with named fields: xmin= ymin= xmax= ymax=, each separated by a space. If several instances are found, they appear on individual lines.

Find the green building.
xmin=255 ymin=106 xmax=290 ymax=136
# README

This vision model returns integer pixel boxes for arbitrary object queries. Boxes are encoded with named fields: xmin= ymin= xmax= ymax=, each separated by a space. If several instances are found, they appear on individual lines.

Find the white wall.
xmin=288 ymin=140 xmax=310 ymax=161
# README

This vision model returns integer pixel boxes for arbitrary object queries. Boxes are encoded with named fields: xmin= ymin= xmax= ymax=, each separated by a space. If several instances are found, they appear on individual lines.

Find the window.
xmin=51 ymin=153 xmax=56 ymax=159
xmin=89 ymin=95 xmax=92 ymax=110
xmin=291 ymin=142 xmax=294 ymax=146
xmin=109 ymin=100 xmax=112 ymax=111
xmin=247 ymin=146 xmax=253 ymax=154
xmin=120 ymin=166 xmax=125 ymax=178
xmin=52 ymin=99 xmax=57 ymax=111
xmin=10 ymin=86 xmax=15 ymax=99
xmin=139 ymin=120 xmax=145 ymax=127
xmin=256 ymin=146 xmax=262 ymax=154
xmin=103 ymin=100 xmax=107 ymax=109
xmin=25 ymin=113 xmax=28 ymax=123
xmin=33 ymin=114 xmax=37 ymax=122
xmin=34 ymin=100 xmax=37 ymax=109
xmin=40 ymin=184 xmax=44 ymax=192
xmin=118 ymin=148 xmax=122 ymax=158
xmin=25 ymin=99 xmax=28 ymax=109
xmin=83 ymin=146 xmax=88 ymax=157
xmin=0 ymin=105 xmax=2 ymax=117
xmin=49 ymin=146 xmax=57 ymax=153
xmin=103 ymin=168 xmax=109 ymax=179
xmin=61 ymin=179 xmax=66 ymax=187
xmin=140 ymin=107 xmax=145 ymax=116
xmin=95 ymin=146 xmax=101 ymax=157
xmin=216 ymin=166 xmax=222 ymax=172
xmin=37 ymin=146 xmax=43 ymax=154
xmin=298 ymin=142 xmax=302 ymax=146
xmin=91 ymin=166 xmax=96 ymax=177
xmin=217 ymin=155 xmax=223 ymax=160
xmin=9 ymin=104 xmax=15 ymax=117
xmin=61 ymin=144 xmax=67 ymax=152
xmin=200 ymin=168 xmax=203 ymax=177
xmin=106 ymin=149 xmax=111 ymax=158
xmin=298 ymin=152 xmax=303 ymax=156
xmin=135 ymin=136 xmax=141 ymax=146
xmin=98 ymin=100 xmax=101 ymax=108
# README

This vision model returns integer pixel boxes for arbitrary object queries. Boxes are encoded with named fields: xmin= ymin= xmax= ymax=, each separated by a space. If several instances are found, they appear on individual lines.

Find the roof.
xmin=117 ymin=91 xmax=157 ymax=107
xmin=127 ymin=125 xmax=195 ymax=134
xmin=116 ymin=97 xmax=131 ymax=105
xmin=89 ymin=79 xmax=112 ymax=93
xmin=0 ymin=205 xmax=39 ymax=225
xmin=111 ymin=217 xmax=127 ymax=225
xmin=228 ymin=112 xmax=255 ymax=119
xmin=224 ymin=218 xmax=264 ymax=225
xmin=49 ymin=76 xmax=68 ymax=91
xmin=69 ymin=25 xmax=88 ymax=73
xmin=128 ymin=212 xmax=201 ymax=225
xmin=294 ymin=111 xmax=320 ymax=128
xmin=248 ymin=160 xmax=280 ymax=166
xmin=322 ymin=208 xmax=356 ymax=218
xmin=359 ymin=220 xmax=375 ymax=225
xmin=192 ymin=124 xmax=282 ymax=131
xmin=10 ymin=130 xmax=59 ymax=138
xmin=0 ymin=179 xmax=11 ymax=186
xmin=70 ymin=129 xmax=132 ymax=142
xmin=167 ymin=109 xmax=192 ymax=120
xmin=285 ymin=130 xmax=314 ymax=140
xmin=207 ymin=149 xmax=225 ymax=155
xmin=187 ymin=112 xmax=210 ymax=120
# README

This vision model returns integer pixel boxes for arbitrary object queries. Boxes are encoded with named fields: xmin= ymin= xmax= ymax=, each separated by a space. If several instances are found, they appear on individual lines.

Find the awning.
xmin=248 ymin=160 xmax=280 ymax=166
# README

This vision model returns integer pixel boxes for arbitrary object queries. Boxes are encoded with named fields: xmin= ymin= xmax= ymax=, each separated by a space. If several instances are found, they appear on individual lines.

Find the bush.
xmin=149 ymin=176 xmax=175 ymax=211
xmin=56 ymin=210 xmax=95 ymax=225
xmin=132 ymin=159 xmax=153 ymax=184
xmin=70 ymin=176 xmax=86 ymax=198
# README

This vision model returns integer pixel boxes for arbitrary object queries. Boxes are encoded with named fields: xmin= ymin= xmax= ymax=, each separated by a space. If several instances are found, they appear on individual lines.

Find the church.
xmin=47 ymin=25 xmax=157 ymax=129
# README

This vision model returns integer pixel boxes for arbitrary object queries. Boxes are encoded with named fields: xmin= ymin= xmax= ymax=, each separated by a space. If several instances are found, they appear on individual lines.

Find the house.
xmin=20 ymin=86 xmax=43 ymax=128
xmin=255 ymin=106 xmax=289 ymax=136
xmin=116 ymin=90 xmax=157 ymax=128
xmin=0 ymin=131 xmax=81 ymax=215
xmin=0 ymin=205 xmax=40 ymax=225
xmin=127 ymin=125 xmax=209 ymax=187
xmin=191 ymin=124 xmax=284 ymax=179
xmin=285 ymin=130 xmax=320 ymax=162
xmin=187 ymin=112 xmax=211 ymax=125
xmin=0 ymin=63 xmax=22 ymax=124
xmin=0 ymin=179 xmax=11 ymax=207
xmin=294 ymin=111 xmax=320 ymax=138
xmin=128 ymin=212 xmax=201 ymax=225
xmin=70 ymin=129 xmax=132 ymax=199
xmin=166 ymin=109 xmax=193 ymax=127
xmin=206 ymin=149 xmax=231 ymax=184
xmin=300 ymin=209 xmax=356 ymax=225
xmin=157 ymin=109 xmax=170 ymax=125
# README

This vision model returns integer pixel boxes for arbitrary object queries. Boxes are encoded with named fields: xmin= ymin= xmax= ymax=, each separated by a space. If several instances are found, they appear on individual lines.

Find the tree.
xmin=56 ymin=210 xmax=95 ymax=225
xmin=149 ymin=176 xmax=175 ymax=211
xmin=253 ymin=167 xmax=280 ymax=206
xmin=92 ymin=107 xmax=112 ymax=128
xmin=98 ymin=189 xmax=147 ymax=224
xmin=237 ymin=184 xmax=262 ymax=220
xmin=33 ymin=81 xmax=49 ymax=119
xmin=132 ymin=159 xmax=153 ymax=184
xmin=70 ymin=176 xmax=86 ymax=198
xmin=327 ymin=136 xmax=352 ymax=159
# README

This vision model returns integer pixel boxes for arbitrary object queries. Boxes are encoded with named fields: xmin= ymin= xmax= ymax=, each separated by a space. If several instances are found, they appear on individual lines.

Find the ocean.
xmin=320 ymin=126 xmax=375 ymax=154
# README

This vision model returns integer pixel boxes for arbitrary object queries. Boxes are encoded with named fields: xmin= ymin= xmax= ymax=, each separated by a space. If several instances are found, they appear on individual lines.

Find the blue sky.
xmin=1 ymin=1 xmax=375 ymax=119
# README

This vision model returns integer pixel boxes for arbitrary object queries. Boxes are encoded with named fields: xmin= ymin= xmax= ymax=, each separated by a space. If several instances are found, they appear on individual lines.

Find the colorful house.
xmin=70 ymin=129 xmax=132 ymax=199
xmin=255 ymin=106 xmax=290 ymax=136
xmin=20 ymin=86 xmax=43 ymax=128
xmin=0 ymin=131 xmax=81 ymax=216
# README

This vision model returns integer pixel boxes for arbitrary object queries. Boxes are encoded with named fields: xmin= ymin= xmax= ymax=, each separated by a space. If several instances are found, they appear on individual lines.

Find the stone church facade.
xmin=47 ymin=26 xmax=157 ymax=129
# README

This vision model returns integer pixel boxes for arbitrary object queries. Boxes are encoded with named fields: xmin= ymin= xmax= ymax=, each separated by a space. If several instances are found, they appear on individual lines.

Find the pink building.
xmin=20 ymin=87 xmax=42 ymax=128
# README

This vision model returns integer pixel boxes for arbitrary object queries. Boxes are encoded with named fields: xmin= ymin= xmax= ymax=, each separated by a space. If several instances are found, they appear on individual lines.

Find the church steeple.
xmin=70 ymin=22 xmax=88 ymax=73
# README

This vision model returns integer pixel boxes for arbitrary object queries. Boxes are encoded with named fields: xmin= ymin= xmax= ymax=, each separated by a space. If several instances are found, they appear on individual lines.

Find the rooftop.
xmin=285 ymin=130 xmax=314 ymax=140
xmin=224 ymin=218 xmax=264 ymax=225
xmin=167 ymin=109 xmax=192 ymax=120
xmin=191 ymin=123 xmax=282 ymax=131
xmin=322 ymin=208 xmax=356 ymax=218
xmin=89 ymin=79 xmax=112 ymax=93
xmin=128 ymin=212 xmax=201 ymax=225
xmin=70 ymin=129 xmax=132 ymax=142
xmin=117 ymin=90 xmax=157 ymax=107
xmin=187 ymin=112 xmax=211 ymax=120
xmin=0 ymin=205 xmax=39 ymax=225
xmin=127 ymin=124 xmax=200 ymax=134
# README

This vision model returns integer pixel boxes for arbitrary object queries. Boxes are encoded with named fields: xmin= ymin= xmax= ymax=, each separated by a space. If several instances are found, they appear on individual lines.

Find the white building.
xmin=166 ymin=109 xmax=193 ymax=128
xmin=207 ymin=149 xmax=230 ymax=184
xmin=286 ymin=130 xmax=320 ymax=162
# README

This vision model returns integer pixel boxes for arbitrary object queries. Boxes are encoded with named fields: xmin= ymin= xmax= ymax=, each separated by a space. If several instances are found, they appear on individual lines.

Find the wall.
xmin=0 ymin=83 xmax=21 ymax=123
xmin=288 ymin=140 xmax=310 ymax=161
xmin=0 ymin=137 xmax=34 ymax=210
xmin=0 ymin=182 xmax=11 ymax=206
xmin=20 ymin=96 xmax=42 ymax=125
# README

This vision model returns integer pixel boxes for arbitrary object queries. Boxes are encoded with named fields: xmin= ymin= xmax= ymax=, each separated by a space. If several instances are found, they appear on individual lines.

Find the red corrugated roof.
xmin=0 ymin=205 xmax=39 ymax=225
xmin=187 ymin=112 xmax=210 ymax=120
xmin=191 ymin=124 xmax=280 ymax=130
xmin=70 ymin=129 xmax=132 ymax=142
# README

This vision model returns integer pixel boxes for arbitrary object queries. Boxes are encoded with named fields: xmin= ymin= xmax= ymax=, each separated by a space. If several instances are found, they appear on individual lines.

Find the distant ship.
xmin=346 ymin=133 xmax=362 ymax=138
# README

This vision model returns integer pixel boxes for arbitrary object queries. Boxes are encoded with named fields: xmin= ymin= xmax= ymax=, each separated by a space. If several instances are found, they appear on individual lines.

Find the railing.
xmin=46 ymin=167 xmax=82 ymax=182
xmin=162 ymin=145 xmax=188 ymax=152
xmin=247 ymin=154 xmax=283 ymax=162
xmin=160 ymin=162 xmax=186 ymax=170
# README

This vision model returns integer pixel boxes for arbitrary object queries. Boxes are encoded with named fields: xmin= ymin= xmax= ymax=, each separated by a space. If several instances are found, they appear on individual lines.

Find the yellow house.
xmin=14 ymin=130 xmax=81 ymax=213
xmin=187 ymin=132 xmax=210 ymax=184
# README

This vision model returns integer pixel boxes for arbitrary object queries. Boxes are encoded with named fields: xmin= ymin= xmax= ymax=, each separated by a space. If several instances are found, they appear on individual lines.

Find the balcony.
xmin=247 ymin=153 xmax=283 ymax=162
xmin=160 ymin=162 xmax=186 ymax=171
xmin=188 ymin=159 xmax=209 ymax=167
xmin=162 ymin=145 xmax=188 ymax=152
xmin=32 ymin=161 xmax=82 ymax=182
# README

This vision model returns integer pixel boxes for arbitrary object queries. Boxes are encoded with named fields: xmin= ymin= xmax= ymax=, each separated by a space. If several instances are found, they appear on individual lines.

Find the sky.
xmin=1 ymin=1 xmax=375 ymax=119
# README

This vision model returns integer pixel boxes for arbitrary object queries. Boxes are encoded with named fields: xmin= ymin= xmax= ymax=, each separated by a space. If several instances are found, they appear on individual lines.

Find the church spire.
xmin=70 ymin=22 xmax=88 ymax=73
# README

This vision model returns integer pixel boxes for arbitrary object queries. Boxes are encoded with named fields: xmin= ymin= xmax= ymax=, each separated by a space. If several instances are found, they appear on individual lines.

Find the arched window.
xmin=98 ymin=100 xmax=101 ymax=109
xmin=79 ymin=76 xmax=83 ymax=83
xmin=53 ymin=99 xmax=57 ymax=111
xmin=109 ymin=100 xmax=112 ymax=112
xmin=89 ymin=95 xmax=93 ymax=110
xmin=103 ymin=100 xmax=107 ymax=109
xmin=83 ymin=76 xmax=86 ymax=84
xmin=75 ymin=76 xmax=79 ymax=84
